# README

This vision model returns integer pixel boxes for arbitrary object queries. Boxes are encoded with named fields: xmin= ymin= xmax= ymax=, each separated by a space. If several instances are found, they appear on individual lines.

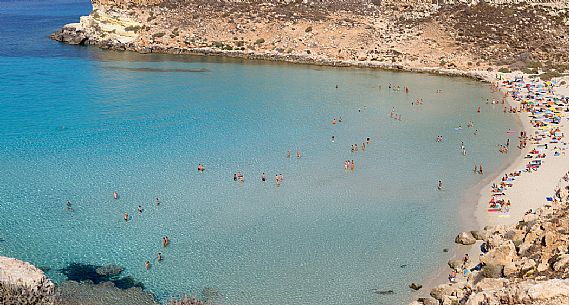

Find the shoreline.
xmin=413 ymin=90 xmax=526 ymax=301
xmin=410 ymin=73 xmax=569 ymax=304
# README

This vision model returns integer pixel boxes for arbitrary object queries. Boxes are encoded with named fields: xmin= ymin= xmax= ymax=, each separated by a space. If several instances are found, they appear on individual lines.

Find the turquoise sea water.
xmin=0 ymin=1 xmax=517 ymax=304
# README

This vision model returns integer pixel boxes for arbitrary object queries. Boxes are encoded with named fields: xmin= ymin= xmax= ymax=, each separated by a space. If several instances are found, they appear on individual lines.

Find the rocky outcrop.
xmin=455 ymin=231 xmax=477 ymax=245
xmin=0 ymin=257 xmax=56 ymax=305
xmin=412 ymin=177 xmax=569 ymax=304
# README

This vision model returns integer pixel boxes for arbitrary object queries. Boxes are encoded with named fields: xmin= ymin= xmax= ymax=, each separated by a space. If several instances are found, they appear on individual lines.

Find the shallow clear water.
xmin=0 ymin=1 xmax=517 ymax=304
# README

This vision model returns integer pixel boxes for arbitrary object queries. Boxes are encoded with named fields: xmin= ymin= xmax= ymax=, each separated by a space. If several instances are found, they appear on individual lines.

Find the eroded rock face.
xmin=527 ymin=279 xmax=569 ymax=300
xmin=0 ymin=256 xmax=56 ymax=304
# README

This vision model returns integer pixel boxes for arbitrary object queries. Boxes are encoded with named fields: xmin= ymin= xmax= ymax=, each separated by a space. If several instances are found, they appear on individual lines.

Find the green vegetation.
xmin=152 ymin=32 xmax=165 ymax=38
xmin=498 ymin=67 xmax=511 ymax=73
xmin=124 ymin=25 xmax=141 ymax=33
xmin=255 ymin=38 xmax=265 ymax=44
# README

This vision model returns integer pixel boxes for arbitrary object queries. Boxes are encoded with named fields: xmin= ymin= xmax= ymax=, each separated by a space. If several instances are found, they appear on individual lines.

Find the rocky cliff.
xmin=51 ymin=0 xmax=569 ymax=75
xmin=0 ymin=257 xmax=55 ymax=305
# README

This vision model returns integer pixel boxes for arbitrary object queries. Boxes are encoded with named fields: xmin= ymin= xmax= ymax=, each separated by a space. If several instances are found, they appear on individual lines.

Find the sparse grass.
xmin=124 ymin=25 xmax=141 ymax=33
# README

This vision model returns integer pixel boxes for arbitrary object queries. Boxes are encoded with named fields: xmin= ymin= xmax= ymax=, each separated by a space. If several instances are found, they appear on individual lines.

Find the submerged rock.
xmin=57 ymin=280 xmax=159 ymax=305
xmin=95 ymin=264 xmax=124 ymax=277
xmin=372 ymin=289 xmax=395 ymax=295
xmin=409 ymin=283 xmax=422 ymax=290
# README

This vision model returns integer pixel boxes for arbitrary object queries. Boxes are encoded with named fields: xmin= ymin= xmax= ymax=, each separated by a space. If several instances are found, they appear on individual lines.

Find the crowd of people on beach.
xmin=484 ymin=76 xmax=568 ymax=215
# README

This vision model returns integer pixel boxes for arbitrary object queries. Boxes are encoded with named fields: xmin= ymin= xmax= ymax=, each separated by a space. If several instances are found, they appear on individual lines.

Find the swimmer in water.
xmin=157 ymin=252 xmax=163 ymax=262
xmin=145 ymin=261 xmax=151 ymax=270
xmin=66 ymin=200 xmax=73 ymax=212
xmin=261 ymin=173 xmax=266 ymax=182
xmin=287 ymin=151 xmax=291 ymax=158
xmin=124 ymin=212 xmax=129 ymax=222
xmin=297 ymin=151 xmax=301 ymax=159
xmin=155 ymin=197 xmax=160 ymax=206
xmin=137 ymin=205 xmax=143 ymax=213
xmin=114 ymin=191 xmax=118 ymax=200
xmin=332 ymin=135 xmax=335 ymax=142
xmin=437 ymin=180 xmax=443 ymax=191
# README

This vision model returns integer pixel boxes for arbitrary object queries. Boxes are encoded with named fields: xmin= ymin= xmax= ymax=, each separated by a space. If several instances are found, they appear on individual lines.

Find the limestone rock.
xmin=471 ymin=230 xmax=489 ymax=241
xmin=527 ymin=279 xmax=569 ymax=300
xmin=553 ymin=254 xmax=569 ymax=271
xmin=481 ymin=240 xmax=517 ymax=265
xmin=482 ymin=264 xmax=504 ymax=278
xmin=448 ymin=259 xmax=464 ymax=270
xmin=455 ymin=231 xmax=476 ymax=245
xmin=503 ymin=262 xmax=518 ymax=277
xmin=474 ymin=278 xmax=508 ymax=291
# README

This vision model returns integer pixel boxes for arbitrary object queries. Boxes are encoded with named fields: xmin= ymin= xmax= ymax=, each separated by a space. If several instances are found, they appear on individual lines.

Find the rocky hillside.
xmin=51 ymin=0 xmax=569 ymax=75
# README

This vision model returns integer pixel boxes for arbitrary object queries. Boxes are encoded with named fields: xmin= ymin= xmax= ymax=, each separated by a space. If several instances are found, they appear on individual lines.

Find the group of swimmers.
xmin=344 ymin=160 xmax=355 ymax=170
xmin=411 ymin=98 xmax=424 ymax=106
xmin=389 ymin=107 xmax=402 ymax=121
xmin=197 ymin=164 xmax=205 ymax=172
xmin=287 ymin=150 xmax=301 ymax=159
xmin=145 ymin=236 xmax=170 ymax=270
xmin=233 ymin=172 xmax=244 ymax=182
xmin=331 ymin=117 xmax=343 ymax=125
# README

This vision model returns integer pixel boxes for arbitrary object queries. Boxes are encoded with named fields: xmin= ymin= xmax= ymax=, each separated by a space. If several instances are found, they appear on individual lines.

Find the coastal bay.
xmin=2 ymin=0 xmax=569 ymax=304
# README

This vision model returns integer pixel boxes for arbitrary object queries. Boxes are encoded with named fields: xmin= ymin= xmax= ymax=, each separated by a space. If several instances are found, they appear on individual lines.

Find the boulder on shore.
xmin=455 ymin=231 xmax=477 ymax=245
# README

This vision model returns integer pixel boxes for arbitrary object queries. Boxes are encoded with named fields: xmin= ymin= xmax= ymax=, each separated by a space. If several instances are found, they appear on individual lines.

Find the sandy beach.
xmin=412 ymin=74 xmax=569 ymax=303
xmin=475 ymin=75 xmax=569 ymax=227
